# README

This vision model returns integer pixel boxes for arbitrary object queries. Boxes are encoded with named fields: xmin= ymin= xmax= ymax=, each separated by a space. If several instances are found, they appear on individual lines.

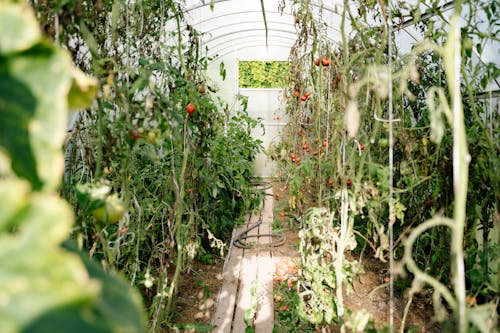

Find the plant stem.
xmin=444 ymin=7 xmax=468 ymax=332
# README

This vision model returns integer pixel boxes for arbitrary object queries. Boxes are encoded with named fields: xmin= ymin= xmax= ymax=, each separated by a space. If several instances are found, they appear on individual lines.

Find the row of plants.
xmin=7 ymin=0 xmax=265 ymax=331
xmin=271 ymin=0 xmax=498 ymax=332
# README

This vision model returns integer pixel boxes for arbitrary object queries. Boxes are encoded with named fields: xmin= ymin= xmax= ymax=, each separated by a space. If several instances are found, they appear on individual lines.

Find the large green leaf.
xmin=7 ymin=46 xmax=73 ymax=191
xmin=0 ymin=192 xmax=100 ymax=332
xmin=0 ymin=8 xmax=96 ymax=190
xmin=0 ymin=72 xmax=41 ymax=188
xmin=21 ymin=241 xmax=147 ymax=333
xmin=0 ymin=178 xmax=30 ymax=231
xmin=0 ymin=2 xmax=41 ymax=55
xmin=65 ymin=242 xmax=147 ymax=333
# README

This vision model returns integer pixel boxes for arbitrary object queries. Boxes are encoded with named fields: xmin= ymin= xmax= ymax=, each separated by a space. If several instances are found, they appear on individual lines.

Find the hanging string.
xmin=387 ymin=0 xmax=395 ymax=332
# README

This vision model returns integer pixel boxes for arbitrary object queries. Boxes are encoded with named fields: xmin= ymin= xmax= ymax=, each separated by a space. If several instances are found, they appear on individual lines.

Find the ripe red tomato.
xmin=306 ymin=147 xmax=311 ymax=153
xmin=130 ymin=130 xmax=141 ymax=141
xmin=302 ymin=144 xmax=308 ymax=150
xmin=279 ymin=212 xmax=285 ymax=217
xmin=186 ymin=103 xmax=195 ymax=115
xmin=322 ymin=57 xmax=331 ymax=66
xmin=359 ymin=143 xmax=365 ymax=151
xmin=290 ymin=153 xmax=296 ymax=159
xmin=275 ymin=194 xmax=280 ymax=200
xmin=300 ymin=95 xmax=307 ymax=102
xmin=293 ymin=90 xmax=300 ymax=97
xmin=313 ymin=151 xmax=318 ymax=156
xmin=328 ymin=179 xmax=334 ymax=185
xmin=314 ymin=59 xmax=320 ymax=66
xmin=346 ymin=179 xmax=352 ymax=187
xmin=322 ymin=140 xmax=328 ymax=147
xmin=187 ymin=188 xmax=193 ymax=194
xmin=295 ymin=157 xmax=301 ymax=164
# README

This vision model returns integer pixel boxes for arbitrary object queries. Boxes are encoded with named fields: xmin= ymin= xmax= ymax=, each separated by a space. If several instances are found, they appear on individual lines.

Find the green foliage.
xmin=239 ymin=61 xmax=291 ymax=88
xmin=0 ymin=2 xmax=145 ymax=332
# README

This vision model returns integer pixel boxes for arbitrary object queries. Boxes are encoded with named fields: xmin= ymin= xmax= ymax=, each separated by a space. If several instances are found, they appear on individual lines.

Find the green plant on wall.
xmin=239 ymin=61 xmax=291 ymax=88
xmin=0 ymin=2 xmax=145 ymax=332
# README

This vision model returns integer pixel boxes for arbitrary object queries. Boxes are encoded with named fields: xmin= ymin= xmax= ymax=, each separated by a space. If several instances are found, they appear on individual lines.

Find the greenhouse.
xmin=0 ymin=0 xmax=498 ymax=332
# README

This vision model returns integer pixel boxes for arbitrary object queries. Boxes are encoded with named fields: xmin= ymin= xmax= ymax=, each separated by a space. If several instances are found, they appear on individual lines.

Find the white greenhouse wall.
xmin=206 ymin=44 xmax=291 ymax=178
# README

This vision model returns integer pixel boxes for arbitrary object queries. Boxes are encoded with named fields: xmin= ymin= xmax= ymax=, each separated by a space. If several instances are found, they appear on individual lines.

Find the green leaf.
xmin=8 ymin=46 xmax=74 ymax=191
xmin=0 ymin=3 xmax=41 ymax=55
xmin=111 ymin=0 xmax=121 ymax=44
xmin=64 ymin=242 xmax=147 ymax=333
xmin=175 ymin=323 xmax=216 ymax=332
xmin=0 ymin=179 xmax=30 ymax=232
xmin=67 ymin=67 xmax=98 ymax=110
xmin=0 ymin=193 xmax=99 ymax=333
xmin=79 ymin=22 xmax=99 ymax=56
xmin=0 ymin=72 xmax=41 ymax=188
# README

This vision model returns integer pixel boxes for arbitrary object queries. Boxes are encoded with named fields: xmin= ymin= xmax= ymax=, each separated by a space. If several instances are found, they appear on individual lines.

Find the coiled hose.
xmin=233 ymin=183 xmax=286 ymax=249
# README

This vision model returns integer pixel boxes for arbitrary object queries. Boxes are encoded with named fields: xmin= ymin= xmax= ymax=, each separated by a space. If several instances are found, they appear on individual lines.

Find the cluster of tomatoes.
xmin=314 ymin=57 xmax=331 ymax=67
xmin=285 ymin=140 xmax=366 ymax=189
xmin=287 ymin=138 xmax=330 ymax=166
xmin=292 ymin=89 xmax=311 ymax=102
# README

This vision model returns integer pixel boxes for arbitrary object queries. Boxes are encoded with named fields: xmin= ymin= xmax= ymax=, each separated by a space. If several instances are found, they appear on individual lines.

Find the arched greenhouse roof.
xmin=173 ymin=0 xmax=498 ymax=90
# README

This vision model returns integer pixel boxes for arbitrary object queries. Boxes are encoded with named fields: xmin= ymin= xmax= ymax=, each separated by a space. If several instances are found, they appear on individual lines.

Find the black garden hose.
xmin=233 ymin=216 xmax=286 ymax=249
xmin=233 ymin=185 xmax=286 ymax=248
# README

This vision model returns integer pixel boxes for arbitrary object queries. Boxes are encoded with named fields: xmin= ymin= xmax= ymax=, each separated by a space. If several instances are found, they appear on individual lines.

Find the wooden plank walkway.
xmin=211 ymin=187 xmax=276 ymax=333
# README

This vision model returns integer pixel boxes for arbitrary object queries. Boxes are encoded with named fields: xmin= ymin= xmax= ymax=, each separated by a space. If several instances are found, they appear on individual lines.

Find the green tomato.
xmin=378 ymin=138 xmax=389 ymax=147
xmin=91 ymin=195 xmax=126 ymax=224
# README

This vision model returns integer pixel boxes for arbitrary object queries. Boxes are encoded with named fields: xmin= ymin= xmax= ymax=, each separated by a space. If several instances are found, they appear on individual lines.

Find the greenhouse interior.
xmin=0 ymin=0 xmax=499 ymax=332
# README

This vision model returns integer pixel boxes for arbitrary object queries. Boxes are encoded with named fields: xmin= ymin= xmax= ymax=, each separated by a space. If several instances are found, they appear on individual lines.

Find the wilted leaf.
xmin=345 ymin=100 xmax=360 ymax=138
xmin=426 ymin=87 xmax=450 ymax=144
xmin=468 ymin=303 xmax=498 ymax=333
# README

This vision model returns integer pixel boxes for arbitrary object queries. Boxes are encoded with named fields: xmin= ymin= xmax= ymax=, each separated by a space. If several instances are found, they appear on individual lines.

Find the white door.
xmin=238 ymin=88 xmax=287 ymax=178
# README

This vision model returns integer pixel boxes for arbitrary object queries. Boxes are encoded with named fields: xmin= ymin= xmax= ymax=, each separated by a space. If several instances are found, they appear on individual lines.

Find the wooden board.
xmin=255 ymin=189 xmax=274 ymax=332
xmin=211 ymin=229 xmax=244 ymax=333
xmin=254 ymin=253 xmax=274 ymax=333
xmin=232 ymin=253 xmax=258 ymax=332
xmin=212 ymin=187 xmax=276 ymax=332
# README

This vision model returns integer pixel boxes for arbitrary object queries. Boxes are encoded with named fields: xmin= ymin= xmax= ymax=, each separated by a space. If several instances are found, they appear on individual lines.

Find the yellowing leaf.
xmin=345 ymin=100 xmax=360 ymax=138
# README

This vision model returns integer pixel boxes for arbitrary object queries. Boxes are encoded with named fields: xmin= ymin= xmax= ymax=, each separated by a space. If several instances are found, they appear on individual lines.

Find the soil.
xmin=342 ymin=255 xmax=441 ymax=332
xmin=168 ymin=259 xmax=225 ymax=332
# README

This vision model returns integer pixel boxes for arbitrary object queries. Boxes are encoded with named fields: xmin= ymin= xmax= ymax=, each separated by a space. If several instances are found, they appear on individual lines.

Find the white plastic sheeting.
xmin=170 ymin=0 xmax=499 ymax=177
